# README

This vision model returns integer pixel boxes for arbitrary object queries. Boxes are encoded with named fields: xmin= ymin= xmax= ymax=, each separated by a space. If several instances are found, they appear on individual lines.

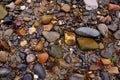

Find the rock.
xmin=43 ymin=23 xmax=53 ymax=31
xmin=50 ymin=44 xmax=63 ymax=58
xmin=61 ymin=4 xmax=71 ymax=12
xmin=42 ymin=31 xmax=60 ymax=42
xmin=29 ymin=27 xmax=37 ymax=34
xmin=100 ymin=48 xmax=113 ymax=58
xmin=17 ymin=64 xmax=27 ymax=71
xmin=34 ymin=41 xmax=44 ymax=51
xmin=23 ymin=73 xmax=33 ymax=80
xmin=0 ymin=39 xmax=9 ymax=50
xmin=6 ymin=2 xmax=15 ymax=9
xmin=26 ymin=54 xmax=36 ymax=63
xmin=64 ymin=54 xmax=72 ymax=64
xmin=69 ymin=74 xmax=85 ymax=80
xmin=99 ymin=43 xmax=104 ymax=49
xmin=108 ymin=4 xmax=120 ymax=11
xmin=101 ymin=58 xmax=111 ymax=65
xmin=20 ymin=5 xmax=26 ymax=10
xmin=15 ymin=0 xmax=22 ymax=5
xmin=4 ymin=29 xmax=13 ymax=36
xmin=18 ymin=28 xmax=26 ymax=36
xmin=20 ymin=40 xmax=28 ymax=46
xmin=0 ymin=67 xmax=11 ymax=76
xmin=89 ymin=64 xmax=101 ymax=70
xmin=98 ymin=24 xmax=108 ymax=37
xmin=37 ymin=52 xmax=49 ymax=64
xmin=101 ymin=71 xmax=109 ymax=80
xmin=64 ymin=32 xmax=76 ymax=46
xmin=42 ymin=15 xmax=53 ymax=24
xmin=0 ymin=51 xmax=8 ymax=62
xmin=77 ymin=37 xmax=99 ymax=51
xmin=4 ymin=16 xmax=13 ymax=25
xmin=33 ymin=63 xmax=46 ymax=79
xmin=0 ymin=5 xmax=8 ymax=19
xmin=114 ymin=30 xmax=120 ymax=39
xmin=108 ymin=24 xmax=118 ymax=32
xmin=75 ymin=27 xmax=100 ymax=37
xmin=18 ymin=52 xmax=26 ymax=60
xmin=34 ymin=20 xmax=40 ymax=27
xmin=106 ymin=67 xmax=119 ymax=74
xmin=84 ymin=0 xmax=98 ymax=10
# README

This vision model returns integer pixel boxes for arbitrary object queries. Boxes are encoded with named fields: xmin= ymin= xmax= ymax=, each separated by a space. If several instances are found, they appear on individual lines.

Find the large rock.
xmin=77 ymin=37 xmax=99 ymax=50
xmin=0 ymin=5 xmax=8 ymax=19
xmin=42 ymin=31 xmax=60 ymax=42
xmin=75 ymin=27 xmax=100 ymax=37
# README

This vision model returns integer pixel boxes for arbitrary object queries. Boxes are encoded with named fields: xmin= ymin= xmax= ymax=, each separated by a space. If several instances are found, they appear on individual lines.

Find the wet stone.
xmin=50 ymin=44 xmax=63 ymax=58
xmin=23 ymin=73 xmax=33 ymax=80
xmin=0 ymin=5 xmax=8 ymax=19
xmin=75 ymin=27 xmax=100 ymax=37
xmin=77 ymin=37 xmax=99 ymax=51
xmin=33 ymin=63 xmax=46 ymax=79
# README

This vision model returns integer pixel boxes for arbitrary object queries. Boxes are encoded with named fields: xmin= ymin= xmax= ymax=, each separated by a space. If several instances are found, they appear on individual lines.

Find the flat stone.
xmin=34 ymin=41 xmax=44 ymax=51
xmin=0 ymin=51 xmax=8 ymax=62
xmin=42 ymin=31 xmax=60 ymax=42
xmin=114 ymin=30 xmax=120 ymax=39
xmin=43 ymin=23 xmax=53 ymax=31
xmin=77 ymin=37 xmax=99 ymax=51
xmin=75 ymin=27 xmax=100 ymax=37
xmin=4 ymin=29 xmax=13 ymax=36
xmin=0 ymin=5 xmax=8 ymax=19
xmin=64 ymin=32 xmax=76 ymax=46
xmin=100 ymin=48 xmax=113 ymax=58
xmin=106 ymin=67 xmax=119 ymax=74
xmin=108 ymin=24 xmax=118 ymax=32
xmin=84 ymin=0 xmax=98 ymax=10
xmin=0 ymin=67 xmax=11 ymax=76
xmin=98 ymin=24 xmax=108 ymax=37
xmin=101 ymin=58 xmax=111 ymax=65
xmin=50 ymin=44 xmax=63 ymax=58
xmin=61 ymin=4 xmax=71 ymax=12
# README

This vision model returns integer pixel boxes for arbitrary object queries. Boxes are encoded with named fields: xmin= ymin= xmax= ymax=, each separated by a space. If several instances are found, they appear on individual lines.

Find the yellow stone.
xmin=65 ymin=32 xmax=76 ymax=46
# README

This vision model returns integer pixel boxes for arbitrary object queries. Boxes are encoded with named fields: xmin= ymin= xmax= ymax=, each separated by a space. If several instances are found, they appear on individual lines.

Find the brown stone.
xmin=0 ymin=51 xmax=8 ymax=62
xmin=42 ymin=15 xmax=53 ymax=24
xmin=61 ymin=4 xmax=71 ymax=12
xmin=101 ymin=58 xmax=111 ymax=65
xmin=15 ymin=0 xmax=22 ymax=5
xmin=37 ymin=52 xmax=49 ymax=64
xmin=106 ymin=67 xmax=119 ymax=74
xmin=18 ymin=28 xmax=26 ymax=36
xmin=43 ymin=23 xmax=53 ymax=31
xmin=34 ymin=41 xmax=44 ymax=51
xmin=108 ymin=4 xmax=120 ymax=11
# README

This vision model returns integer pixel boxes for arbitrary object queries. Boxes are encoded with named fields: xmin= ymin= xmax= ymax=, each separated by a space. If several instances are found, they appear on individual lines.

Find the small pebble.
xmin=26 ymin=54 xmax=36 ymax=63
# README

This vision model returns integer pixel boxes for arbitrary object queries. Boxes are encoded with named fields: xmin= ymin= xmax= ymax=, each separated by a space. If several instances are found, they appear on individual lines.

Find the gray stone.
xmin=98 ymin=24 xmax=108 ymax=37
xmin=108 ymin=24 xmax=118 ymax=32
xmin=114 ymin=30 xmax=120 ymax=39
xmin=0 ymin=67 xmax=11 ymax=76
xmin=75 ymin=27 xmax=100 ymax=37
xmin=42 ymin=31 xmax=60 ymax=42
xmin=4 ymin=29 xmax=13 ymax=36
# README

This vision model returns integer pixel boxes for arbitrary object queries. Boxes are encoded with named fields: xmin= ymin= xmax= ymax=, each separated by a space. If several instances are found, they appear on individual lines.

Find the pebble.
xmin=33 ymin=63 xmax=46 ymax=79
xmin=0 ymin=39 xmax=9 ymax=50
xmin=4 ymin=29 xmax=13 ymax=36
xmin=75 ymin=27 xmax=100 ymax=37
xmin=17 ymin=64 xmax=27 ymax=71
xmin=99 ymin=43 xmax=104 ymax=49
xmin=4 ymin=16 xmax=13 ymax=25
xmin=29 ymin=27 xmax=37 ymax=34
xmin=0 ymin=5 xmax=8 ymax=19
xmin=43 ymin=23 xmax=53 ymax=31
xmin=42 ymin=15 xmax=53 ymax=25
xmin=23 ymin=73 xmax=33 ymax=80
xmin=114 ymin=30 xmax=120 ymax=39
xmin=97 ymin=24 xmax=108 ymax=37
xmin=20 ymin=40 xmax=28 ymax=46
xmin=108 ymin=24 xmax=118 ymax=32
xmin=0 ymin=67 xmax=11 ymax=76
xmin=0 ymin=51 xmax=8 ymax=62
xmin=61 ymin=4 xmax=71 ymax=12
xmin=26 ymin=54 xmax=36 ymax=63
xmin=106 ymin=67 xmax=119 ymax=74
xmin=42 ymin=31 xmax=60 ymax=42
xmin=50 ymin=44 xmax=63 ymax=58
xmin=89 ymin=64 xmax=101 ymax=70
xmin=26 ymin=0 xmax=32 ymax=3
xmin=64 ymin=32 xmax=76 ymax=46
xmin=18 ymin=52 xmax=26 ymax=60
xmin=64 ymin=54 xmax=72 ymax=64
xmin=15 ymin=0 xmax=22 ymax=5
xmin=77 ymin=37 xmax=99 ymax=51
xmin=20 ymin=5 xmax=26 ymax=10
xmin=84 ymin=0 xmax=98 ymax=10
xmin=69 ymin=74 xmax=85 ymax=80
xmin=108 ymin=4 xmax=120 ymax=11
xmin=101 ymin=58 xmax=111 ymax=65
xmin=6 ymin=2 xmax=15 ymax=9
xmin=34 ymin=20 xmax=40 ymax=27
xmin=37 ymin=52 xmax=49 ymax=64
xmin=34 ymin=41 xmax=44 ymax=51
xmin=18 ymin=28 xmax=26 ymax=36
xmin=101 ymin=71 xmax=109 ymax=80
xmin=100 ymin=48 xmax=113 ymax=58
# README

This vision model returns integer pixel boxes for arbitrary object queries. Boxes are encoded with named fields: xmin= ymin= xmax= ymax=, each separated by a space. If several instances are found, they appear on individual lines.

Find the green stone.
xmin=50 ymin=44 xmax=63 ymax=58
xmin=0 ymin=5 xmax=8 ymax=19
xmin=77 ymin=37 xmax=99 ymax=51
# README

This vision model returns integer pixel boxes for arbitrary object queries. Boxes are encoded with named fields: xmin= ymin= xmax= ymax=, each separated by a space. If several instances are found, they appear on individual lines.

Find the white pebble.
xmin=27 ymin=0 xmax=32 ymax=3
xmin=29 ymin=27 xmax=37 ymax=34
xmin=34 ymin=74 xmax=38 ymax=79
xmin=20 ymin=5 xmax=26 ymax=10
xmin=20 ymin=40 xmax=27 ymax=46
